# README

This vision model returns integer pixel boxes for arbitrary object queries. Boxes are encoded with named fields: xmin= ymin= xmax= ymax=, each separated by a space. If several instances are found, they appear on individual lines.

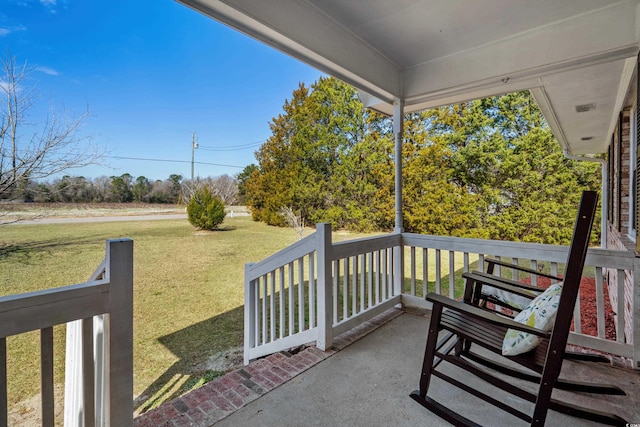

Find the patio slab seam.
xmin=134 ymin=307 xmax=404 ymax=427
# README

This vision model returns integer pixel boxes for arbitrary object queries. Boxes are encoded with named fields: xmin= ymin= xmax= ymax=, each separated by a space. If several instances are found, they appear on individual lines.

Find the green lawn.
xmin=0 ymin=216 xmax=379 ymax=415
xmin=1 ymin=216 xmax=313 ymax=413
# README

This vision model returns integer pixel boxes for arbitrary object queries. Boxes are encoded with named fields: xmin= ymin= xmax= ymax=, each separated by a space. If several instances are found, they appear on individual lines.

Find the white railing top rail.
xmin=88 ymin=259 xmax=106 ymax=281
xmin=331 ymin=233 xmax=400 ymax=260
xmin=246 ymin=232 xmax=318 ymax=279
xmin=402 ymin=233 xmax=634 ymax=270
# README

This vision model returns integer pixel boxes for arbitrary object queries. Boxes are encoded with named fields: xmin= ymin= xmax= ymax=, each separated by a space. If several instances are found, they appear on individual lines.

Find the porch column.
xmin=393 ymin=100 xmax=404 ymax=298
xmin=393 ymin=99 xmax=404 ymax=232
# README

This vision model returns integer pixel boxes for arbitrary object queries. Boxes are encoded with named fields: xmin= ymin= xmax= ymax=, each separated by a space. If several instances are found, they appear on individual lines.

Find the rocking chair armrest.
xmin=485 ymin=258 xmax=561 ymax=281
xmin=426 ymin=293 xmax=550 ymax=338
xmin=463 ymin=272 xmax=542 ymax=297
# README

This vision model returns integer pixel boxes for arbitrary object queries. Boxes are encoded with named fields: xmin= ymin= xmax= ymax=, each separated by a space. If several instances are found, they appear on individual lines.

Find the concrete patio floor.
xmin=215 ymin=310 xmax=640 ymax=427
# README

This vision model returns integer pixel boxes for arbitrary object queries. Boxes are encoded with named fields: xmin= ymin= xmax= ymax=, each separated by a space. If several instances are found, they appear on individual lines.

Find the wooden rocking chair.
xmin=466 ymin=257 xmax=614 ymax=365
xmin=410 ymin=191 xmax=627 ymax=426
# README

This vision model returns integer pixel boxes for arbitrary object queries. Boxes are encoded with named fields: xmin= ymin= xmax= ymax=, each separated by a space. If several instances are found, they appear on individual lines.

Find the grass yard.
xmin=0 ymin=215 xmax=380 ymax=417
xmin=1 ymin=213 xmax=588 ymax=420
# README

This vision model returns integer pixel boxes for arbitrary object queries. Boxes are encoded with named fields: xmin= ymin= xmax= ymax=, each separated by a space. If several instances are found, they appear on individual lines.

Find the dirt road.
xmin=2 ymin=210 xmax=249 ymax=225
xmin=9 ymin=213 xmax=188 ymax=225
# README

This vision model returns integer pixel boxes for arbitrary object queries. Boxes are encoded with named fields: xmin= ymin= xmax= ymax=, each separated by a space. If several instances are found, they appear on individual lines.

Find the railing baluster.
xmin=41 ymin=327 xmax=55 ymax=427
xmin=387 ymin=249 xmax=395 ymax=298
xmin=261 ymin=275 xmax=267 ymax=344
xmin=333 ymin=261 xmax=339 ymax=324
xmin=410 ymin=247 xmax=416 ymax=296
xmin=82 ymin=320 xmax=95 ymax=427
xmin=0 ymin=338 xmax=6 ymax=426
xmin=382 ymin=249 xmax=388 ymax=300
xmin=596 ymin=267 xmax=605 ymax=339
xmin=270 ymin=271 xmax=276 ymax=341
xmin=478 ymin=254 xmax=485 ymax=273
xmin=279 ymin=266 xmax=285 ymax=339
xmin=449 ymin=251 xmax=455 ymax=299
xmin=551 ymin=262 xmax=558 ymax=281
xmin=422 ymin=248 xmax=428 ymax=296
xmin=298 ymin=258 xmax=305 ymax=332
xmin=352 ymin=256 xmax=358 ymax=315
xmin=288 ymin=262 xmax=294 ymax=335
xmin=367 ymin=252 xmax=373 ymax=308
xmin=309 ymin=254 xmax=315 ymax=329
xmin=573 ymin=286 xmax=582 ymax=335
xmin=463 ymin=252 xmax=469 ymax=273
xmin=512 ymin=258 xmax=519 ymax=282
xmin=343 ymin=258 xmax=349 ymax=320
xmin=530 ymin=260 xmax=538 ymax=286
xmin=435 ymin=249 xmax=441 ymax=295
xmin=375 ymin=250 xmax=380 ymax=304
xmin=617 ymin=270 xmax=625 ymax=343
xmin=254 ymin=279 xmax=259 ymax=346
xmin=360 ymin=254 xmax=366 ymax=312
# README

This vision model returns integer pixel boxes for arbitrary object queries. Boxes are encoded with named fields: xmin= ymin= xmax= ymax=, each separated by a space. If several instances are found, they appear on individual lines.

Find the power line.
xmin=197 ymin=139 xmax=266 ymax=151
xmin=106 ymin=155 xmax=245 ymax=169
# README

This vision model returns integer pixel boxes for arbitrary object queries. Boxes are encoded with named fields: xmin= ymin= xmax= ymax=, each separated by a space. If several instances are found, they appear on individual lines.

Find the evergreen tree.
xmin=187 ymin=186 xmax=226 ymax=230
xmin=245 ymin=80 xmax=600 ymax=244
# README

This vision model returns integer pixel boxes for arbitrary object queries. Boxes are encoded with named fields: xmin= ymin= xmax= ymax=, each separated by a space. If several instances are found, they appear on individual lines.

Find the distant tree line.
xmin=3 ymin=173 xmax=242 ymax=205
xmin=242 ymin=77 xmax=601 ymax=245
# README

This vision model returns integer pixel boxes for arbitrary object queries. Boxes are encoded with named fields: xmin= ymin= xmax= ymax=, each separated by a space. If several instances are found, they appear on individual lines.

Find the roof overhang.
xmin=178 ymin=0 xmax=640 ymax=154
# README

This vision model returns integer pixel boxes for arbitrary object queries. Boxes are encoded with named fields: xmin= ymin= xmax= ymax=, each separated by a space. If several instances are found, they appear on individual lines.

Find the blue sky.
xmin=1 ymin=0 xmax=323 ymax=181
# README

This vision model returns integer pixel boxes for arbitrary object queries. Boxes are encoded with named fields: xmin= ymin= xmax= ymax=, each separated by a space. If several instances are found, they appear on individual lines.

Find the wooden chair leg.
xmin=416 ymin=304 xmax=443 ymax=396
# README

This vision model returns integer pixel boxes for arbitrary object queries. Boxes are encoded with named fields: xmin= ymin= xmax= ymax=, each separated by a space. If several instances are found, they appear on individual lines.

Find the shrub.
xmin=187 ymin=186 xmax=226 ymax=230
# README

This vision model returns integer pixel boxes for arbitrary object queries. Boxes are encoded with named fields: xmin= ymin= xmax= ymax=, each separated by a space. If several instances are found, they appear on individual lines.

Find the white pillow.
xmin=502 ymin=283 xmax=563 ymax=356
xmin=482 ymin=285 xmax=537 ymax=310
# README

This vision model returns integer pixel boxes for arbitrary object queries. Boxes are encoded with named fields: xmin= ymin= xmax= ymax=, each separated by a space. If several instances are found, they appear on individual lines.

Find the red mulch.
xmin=517 ymin=276 xmax=617 ymax=340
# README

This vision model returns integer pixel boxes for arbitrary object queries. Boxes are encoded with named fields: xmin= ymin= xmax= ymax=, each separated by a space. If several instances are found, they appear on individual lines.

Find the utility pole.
xmin=191 ymin=132 xmax=199 ymax=181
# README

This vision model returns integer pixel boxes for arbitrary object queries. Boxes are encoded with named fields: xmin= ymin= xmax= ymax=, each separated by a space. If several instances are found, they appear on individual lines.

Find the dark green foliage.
xmin=245 ymin=77 xmax=395 ymax=231
xmin=109 ymin=173 xmax=134 ymax=202
xmin=187 ymin=186 xmax=226 ymax=230
xmin=238 ymin=79 xmax=602 ymax=245
xmin=237 ymin=164 xmax=258 ymax=204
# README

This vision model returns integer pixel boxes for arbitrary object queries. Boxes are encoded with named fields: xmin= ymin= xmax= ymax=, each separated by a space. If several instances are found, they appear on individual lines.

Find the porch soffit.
xmin=177 ymin=0 xmax=640 ymax=154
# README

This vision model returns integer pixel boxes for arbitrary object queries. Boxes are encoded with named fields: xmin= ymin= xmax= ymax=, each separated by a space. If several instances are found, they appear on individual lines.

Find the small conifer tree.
xmin=187 ymin=186 xmax=226 ymax=230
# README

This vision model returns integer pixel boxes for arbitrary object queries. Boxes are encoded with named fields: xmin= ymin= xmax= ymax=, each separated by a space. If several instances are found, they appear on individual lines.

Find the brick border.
xmin=134 ymin=308 xmax=403 ymax=427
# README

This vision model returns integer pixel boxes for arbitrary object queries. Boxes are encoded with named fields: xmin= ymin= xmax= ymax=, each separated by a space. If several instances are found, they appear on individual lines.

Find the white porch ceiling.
xmin=177 ymin=0 xmax=640 ymax=154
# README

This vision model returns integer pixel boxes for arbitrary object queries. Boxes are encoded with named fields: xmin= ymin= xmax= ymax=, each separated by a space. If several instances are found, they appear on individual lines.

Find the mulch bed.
xmin=518 ymin=276 xmax=617 ymax=340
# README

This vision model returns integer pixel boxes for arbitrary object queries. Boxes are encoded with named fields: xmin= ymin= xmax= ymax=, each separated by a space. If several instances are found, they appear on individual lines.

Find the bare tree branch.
xmin=279 ymin=206 xmax=305 ymax=240
xmin=0 ymin=52 xmax=102 ymax=200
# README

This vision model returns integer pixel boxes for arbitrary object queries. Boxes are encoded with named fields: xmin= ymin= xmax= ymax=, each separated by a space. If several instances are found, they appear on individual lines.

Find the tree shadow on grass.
xmin=192 ymin=226 xmax=237 ymax=235
xmin=216 ymin=225 xmax=237 ymax=232
xmin=0 ymin=235 xmax=105 ymax=262
xmin=135 ymin=305 xmax=244 ymax=414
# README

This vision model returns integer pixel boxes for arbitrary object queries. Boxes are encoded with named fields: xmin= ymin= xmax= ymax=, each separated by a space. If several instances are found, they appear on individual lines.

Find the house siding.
xmin=606 ymin=104 xmax=636 ymax=344
xmin=606 ymin=223 xmax=634 ymax=343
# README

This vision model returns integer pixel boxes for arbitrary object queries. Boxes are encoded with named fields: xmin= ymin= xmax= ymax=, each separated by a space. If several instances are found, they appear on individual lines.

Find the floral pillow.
xmin=482 ymin=285 xmax=537 ymax=310
xmin=502 ymin=283 xmax=563 ymax=356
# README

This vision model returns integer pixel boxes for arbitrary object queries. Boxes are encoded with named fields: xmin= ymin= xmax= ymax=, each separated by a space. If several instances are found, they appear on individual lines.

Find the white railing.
xmin=244 ymin=225 xmax=402 ymax=364
xmin=329 ymin=232 xmax=402 ymax=338
xmin=401 ymin=233 xmax=639 ymax=362
xmin=244 ymin=231 xmax=319 ymax=363
xmin=0 ymin=239 xmax=134 ymax=427
xmin=245 ymin=225 xmax=640 ymax=367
